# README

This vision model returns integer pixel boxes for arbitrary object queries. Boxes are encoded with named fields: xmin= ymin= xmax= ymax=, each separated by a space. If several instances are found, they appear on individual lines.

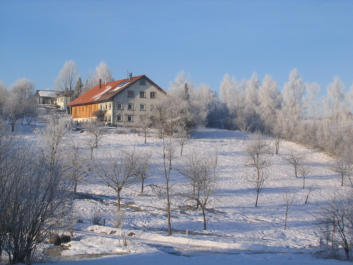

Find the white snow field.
xmin=22 ymin=127 xmax=350 ymax=264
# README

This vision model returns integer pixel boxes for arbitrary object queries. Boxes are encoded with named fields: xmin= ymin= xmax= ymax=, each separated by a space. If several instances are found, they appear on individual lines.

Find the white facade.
xmin=97 ymin=77 xmax=165 ymax=125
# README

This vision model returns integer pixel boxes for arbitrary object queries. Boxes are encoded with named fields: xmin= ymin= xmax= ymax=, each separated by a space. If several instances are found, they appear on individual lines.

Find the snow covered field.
xmin=20 ymin=127 xmax=350 ymax=264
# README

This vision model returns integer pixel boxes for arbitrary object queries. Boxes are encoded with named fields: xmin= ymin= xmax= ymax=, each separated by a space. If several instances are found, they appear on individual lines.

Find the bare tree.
xmin=285 ymin=151 xmax=304 ymax=178
xmin=299 ymin=164 xmax=311 ymax=189
xmin=162 ymin=138 xmax=175 ymax=235
xmin=65 ymin=143 xmax=87 ymax=194
xmin=180 ymin=152 xmax=218 ymax=230
xmin=304 ymin=187 xmax=313 ymax=205
xmin=283 ymin=192 xmax=294 ymax=230
xmin=86 ymin=121 xmax=103 ymax=160
xmin=36 ymin=114 xmax=70 ymax=172
xmin=4 ymin=79 xmax=36 ymax=132
xmin=274 ymin=135 xmax=281 ymax=155
xmin=176 ymin=122 xmax=189 ymax=156
xmin=55 ymin=60 xmax=79 ymax=93
xmin=246 ymin=134 xmax=271 ymax=207
xmin=330 ymin=158 xmax=351 ymax=187
xmin=0 ymin=142 xmax=72 ymax=264
xmin=94 ymin=150 xmax=138 ymax=224
xmin=318 ymin=197 xmax=353 ymax=260
xmin=135 ymin=153 xmax=150 ymax=193
xmin=139 ymin=114 xmax=152 ymax=144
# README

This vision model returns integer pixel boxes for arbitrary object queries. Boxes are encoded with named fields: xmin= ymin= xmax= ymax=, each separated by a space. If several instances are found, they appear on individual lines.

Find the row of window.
xmin=117 ymin=103 xmax=153 ymax=111
xmin=128 ymin=91 xmax=156 ymax=99
xmin=116 ymin=114 xmax=133 ymax=122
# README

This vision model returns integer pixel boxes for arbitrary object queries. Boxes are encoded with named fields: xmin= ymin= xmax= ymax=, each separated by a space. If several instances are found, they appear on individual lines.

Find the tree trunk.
xmin=117 ymin=190 xmax=121 ymax=211
xmin=344 ymin=246 xmax=350 ymax=260
xmin=302 ymin=176 xmax=305 ymax=189
xmin=144 ymin=130 xmax=147 ymax=144
xmin=90 ymin=147 xmax=94 ymax=160
xmin=284 ymin=206 xmax=288 ymax=230
xmin=11 ymin=122 xmax=15 ymax=132
xmin=202 ymin=206 xmax=207 ymax=230
xmin=141 ymin=178 xmax=144 ymax=193
xmin=255 ymin=189 xmax=259 ymax=207
xmin=294 ymin=166 xmax=298 ymax=178
xmin=180 ymin=143 xmax=184 ymax=156
xmin=74 ymin=180 xmax=78 ymax=194
xmin=341 ymin=173 xmax=344 ymax=186
xmin=166 ymin=186 xmax=172 ymax=236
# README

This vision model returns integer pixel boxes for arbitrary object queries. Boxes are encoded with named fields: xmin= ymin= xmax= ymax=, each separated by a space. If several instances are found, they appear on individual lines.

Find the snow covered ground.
xmin=18 ymin=127 xmax=351 ymax=264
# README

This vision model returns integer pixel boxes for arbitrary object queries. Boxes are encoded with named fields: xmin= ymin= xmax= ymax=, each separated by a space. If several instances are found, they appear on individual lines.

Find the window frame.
xmin=128 ymin=90 xmax=134 ymax=98
xmin=140 ymin=91 xmax=146 ymax=98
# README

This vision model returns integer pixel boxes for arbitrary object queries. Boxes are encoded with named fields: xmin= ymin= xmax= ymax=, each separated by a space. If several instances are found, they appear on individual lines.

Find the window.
xmin=105 ymin=104 xmax=107 ymax=110
xmin=117 ymin=114 xmax=122 ymax=122
xmin=117 ymin=103 xmax=123 ymax=110
xmin=128 ymin=91 xmax=134 ymax=98
xmin=128 ymin=103 xmax=134 ymax=110
xmin=127 ymin=115 xmax=133 ymax=122
xmin=140 ymin=104 xmax=145 ymax=111
xmin=108 ymin=103 xmax=111 ymax=110
xmin=140 ymin=91 xmax=146 ymax=98
xmin=150 ymin=91 xmax=156 ymax=98
xmin=140 ymin=79 xmax=146 ymax=86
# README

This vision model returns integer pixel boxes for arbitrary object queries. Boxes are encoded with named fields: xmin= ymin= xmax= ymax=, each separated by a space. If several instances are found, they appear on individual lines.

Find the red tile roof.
xmin=68 ymin=75 xmax=165 ymax=107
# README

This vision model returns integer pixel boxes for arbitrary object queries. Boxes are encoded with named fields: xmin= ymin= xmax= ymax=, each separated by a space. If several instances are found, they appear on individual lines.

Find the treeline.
xmin=165 ymin=70 xmax=353 ymax=160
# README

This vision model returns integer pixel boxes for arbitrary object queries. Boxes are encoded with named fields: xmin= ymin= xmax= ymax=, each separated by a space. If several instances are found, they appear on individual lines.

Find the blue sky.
xmin=1 ymin=0 xmax=353 ymax=92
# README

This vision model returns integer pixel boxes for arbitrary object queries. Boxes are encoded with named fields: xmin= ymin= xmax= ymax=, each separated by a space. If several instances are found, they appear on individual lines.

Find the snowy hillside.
xmin=19 ymin=127 xmax=349 ymax=264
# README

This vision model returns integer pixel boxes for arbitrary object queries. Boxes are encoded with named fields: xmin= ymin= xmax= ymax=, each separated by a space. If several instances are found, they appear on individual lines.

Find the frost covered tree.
xmin=318 ymin=196 xmax=353 ymax=260
xmin=246 ymin=134 xmax=271 ymax=207
xmin=0 ymin=82 xmax=8 ymax=117
xmin=330 ymin=157 xmax=352 ymax=187
xmin=86 ymin=121 xmax=103 ymax=160
xmin=55 ymin=60 xmax=79 ymax=93
xmin=285 ymin=151 xmax=304 ymax=179
xmin=94 ymin=150 xmax=138 ymax=222
xmin=135 ymin=152 xmax=150 ymax=193
xmin=258 ymin=75 xmax=281 ymax=134
xmin=180 ymin=152 xmax=218 ymax=230
xmin=278 ymin=69 xmax=305 ymax=139
xmin=85 ymin=62 xmax=114 ymax=90
xmin=4 ymin=79 xmax=36 ymax=132
xmin=139 ymin=114 xmax=153 ymax=144
xmin=0 ymin=135 xmax=72 ymax=264
xmin=65 ymin=143 xmax=87 ymax=193
xmin=298 ymin=164 xmax=311 ymax=189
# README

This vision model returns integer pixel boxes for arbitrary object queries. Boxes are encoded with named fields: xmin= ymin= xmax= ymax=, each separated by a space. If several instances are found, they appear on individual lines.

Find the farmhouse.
xmin=67 ymin=74 xmax=166 ymax=125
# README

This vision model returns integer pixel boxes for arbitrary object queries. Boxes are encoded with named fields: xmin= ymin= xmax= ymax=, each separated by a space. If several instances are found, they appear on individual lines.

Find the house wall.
xmin=56 ymin=96 xmax=71 ymax=110
xmin=72 ymin=104 xmax=99 ymax=120
xmin=98 ymin=101 xmax=113 ymax=123
xmin=112 ymin=78 xmax=165 ymax=125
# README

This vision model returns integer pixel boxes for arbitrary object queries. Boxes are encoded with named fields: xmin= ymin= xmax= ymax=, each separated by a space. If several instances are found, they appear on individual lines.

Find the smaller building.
xmin=35 ymin=90 xmax=72 ymax=111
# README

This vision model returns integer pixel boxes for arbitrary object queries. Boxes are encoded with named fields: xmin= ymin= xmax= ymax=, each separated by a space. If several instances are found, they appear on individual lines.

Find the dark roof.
xmin=68 ymin=75 xmax=165 ymax=107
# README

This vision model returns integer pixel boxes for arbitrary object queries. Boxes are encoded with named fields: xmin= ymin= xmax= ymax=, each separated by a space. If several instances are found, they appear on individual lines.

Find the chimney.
xmin=99 ymin=79 xmax=102 ymax=89
xmin=128 ymin=72 xmax=132 ymax=81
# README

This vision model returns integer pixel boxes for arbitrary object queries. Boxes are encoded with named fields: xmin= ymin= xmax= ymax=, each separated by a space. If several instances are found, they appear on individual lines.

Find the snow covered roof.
xmin=68 ymin=75 xmax=166 ymax=107
xmin=36 ymin=90 xmax=62 ymax=98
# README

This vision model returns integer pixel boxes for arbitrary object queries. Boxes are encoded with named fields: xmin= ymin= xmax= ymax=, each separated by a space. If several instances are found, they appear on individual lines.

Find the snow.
xmin=17 ymin=127 xmax=350 ymax=264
